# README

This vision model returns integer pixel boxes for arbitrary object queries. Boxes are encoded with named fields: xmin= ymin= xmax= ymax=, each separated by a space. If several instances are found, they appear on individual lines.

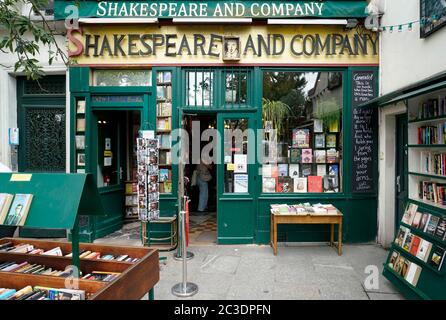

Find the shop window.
xmin=223 ymin=68 xmax=249 ymax=107
xmin=185 ymin=70 xmax=214 ymax=107
xmin=262 ymin=71 xmax=343 ymax=194
xmin=92 ymin=69 xmax=152 ymax=87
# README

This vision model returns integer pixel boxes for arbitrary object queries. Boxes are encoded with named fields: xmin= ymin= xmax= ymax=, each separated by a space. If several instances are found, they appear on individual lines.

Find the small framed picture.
xmin=223 ymin=36 xmax=241 ymax=61
xmin=76 ymin=118 xmax=85 ymax=132
xmin=75 ymin=135 xmax=85 ymax=150
xmin=77 ymin=153 xmax=86 ymax=166
xmin=76 ymin=100 xmax=86 ymax=114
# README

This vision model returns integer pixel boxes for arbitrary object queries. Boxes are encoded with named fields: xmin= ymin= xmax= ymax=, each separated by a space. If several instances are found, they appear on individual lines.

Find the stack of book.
xmin=270 ymin=203 xmax=338 ymax=215
xmin=388 ymin=250 xmax=423 ymax=287
xmin=420 ymin=151 xmax=446 ymax=175
xmin=0 ymin=286 xmax=86 ymax=300
xmin=418 ymin=181 xmax=446 ymax=205
xmin=0 ymin=261 xmax=71 ymax=277
xmin=417 ymin=98 xmax=446 ymax=120
xmin=81 ymin=271 xmax=121 ymax=282
xmin=417 ymin=123 xmax=446 ymax=145
xmin=0 ymin=242 xmax=140 ymax=263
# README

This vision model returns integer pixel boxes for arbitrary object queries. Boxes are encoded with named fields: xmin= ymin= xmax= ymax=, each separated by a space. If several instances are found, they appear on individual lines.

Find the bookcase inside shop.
xmin=125 ymin=112 xmax=141 ymax=220
xmin=0 ymin=238 xmax=159 ymax=300
xmin=408 ymin=87 xmax=446 ymax=210
xmin=156 ymin=70 xmax=173 ymax=194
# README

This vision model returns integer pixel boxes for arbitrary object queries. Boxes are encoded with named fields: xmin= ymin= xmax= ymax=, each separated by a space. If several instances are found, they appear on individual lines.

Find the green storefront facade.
xmin=62 ymin=0 xmax=380 ymax=244
xmin=69 ymin=64 xmax=379 ymax=244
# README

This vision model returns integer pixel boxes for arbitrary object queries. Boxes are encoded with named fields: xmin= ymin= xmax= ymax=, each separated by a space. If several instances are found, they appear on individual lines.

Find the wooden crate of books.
xmin=0 ymin=238 xmax=159 ymax=300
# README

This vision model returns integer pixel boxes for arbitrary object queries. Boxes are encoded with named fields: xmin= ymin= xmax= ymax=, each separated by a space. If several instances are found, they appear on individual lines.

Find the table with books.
xmin=0 ymin=173 xmax=160 ymax=300
xmin=270 ymin=203 xmax=343 ymax=256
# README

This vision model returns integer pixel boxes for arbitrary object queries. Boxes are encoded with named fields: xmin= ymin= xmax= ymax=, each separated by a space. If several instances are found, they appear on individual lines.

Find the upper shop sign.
xmin=68 ymin=25 xmax=379 ymax=66
xmin=55 ymin=1 xmax=368 ymax=20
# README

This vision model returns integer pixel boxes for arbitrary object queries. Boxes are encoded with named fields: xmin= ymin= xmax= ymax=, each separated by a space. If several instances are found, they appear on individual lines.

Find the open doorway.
xmin=183 ymin=113 xmax=217 ymax=244
xmin=94 ymin=110 xmax=142 ymax=231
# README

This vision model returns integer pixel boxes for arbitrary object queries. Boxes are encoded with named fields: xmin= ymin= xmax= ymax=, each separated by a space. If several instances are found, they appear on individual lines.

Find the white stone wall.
xmin=379 ymin=0 xmax=446 ymax=95
xmin=0 ymin=16 xmax=68 ymax=170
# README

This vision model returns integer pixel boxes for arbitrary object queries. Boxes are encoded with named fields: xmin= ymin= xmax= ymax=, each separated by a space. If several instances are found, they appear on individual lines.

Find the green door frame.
xmin=217 ymin=111 xmax=257 ymax=244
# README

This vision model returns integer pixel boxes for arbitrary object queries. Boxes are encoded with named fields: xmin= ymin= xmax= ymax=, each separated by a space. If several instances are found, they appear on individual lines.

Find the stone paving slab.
xmin=94 ymin=232 xmax=405 ymax=300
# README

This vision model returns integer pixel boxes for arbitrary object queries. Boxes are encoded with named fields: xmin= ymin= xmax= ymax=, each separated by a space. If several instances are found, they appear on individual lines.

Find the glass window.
xmin=92 ymin=69 xmax=152 ymax=86
xmin=262 ymin=71 xmax=343 ymax=193
xmin=223 ymin=69 xmax=248 ymax=106
xmin=224 ymin=119 xmax=249 ymax=193
xmin=186 ymin=70 xmax=214 ymax=107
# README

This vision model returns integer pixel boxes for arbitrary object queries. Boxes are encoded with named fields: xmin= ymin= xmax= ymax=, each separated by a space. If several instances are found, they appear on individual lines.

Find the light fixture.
xmin=79 ymin=18 xmax=159 ymax=24
xmin=267 ymin=19 xmax=348 ymax=25
xmin=345 ymin=19 xmax=358 ymax=29
xmin=172 ymin=18 xmax=252 ymax=24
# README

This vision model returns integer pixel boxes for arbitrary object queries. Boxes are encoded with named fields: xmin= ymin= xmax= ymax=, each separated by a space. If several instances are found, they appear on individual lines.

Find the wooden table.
xmin=270 ymin=211 xmax=343 ymax=256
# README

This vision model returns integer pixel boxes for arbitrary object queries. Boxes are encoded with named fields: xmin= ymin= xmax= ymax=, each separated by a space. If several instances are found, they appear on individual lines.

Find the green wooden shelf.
xmin=408 ymin=144 xmax=446 ymax=148
xmin=400 ymin=222 xmax=446 ymax=249
xmin=391 ymin=243 xmax=445 ymax=277
xmin=409 ymin=171 xmax=446 ymax=180
xmin=383 ymin=265 xmax=431 ymax=300
xmin=409 ymin=197 xmax=446 ymax=212
xmin=409 ymin=116 xmax=446 ymax=124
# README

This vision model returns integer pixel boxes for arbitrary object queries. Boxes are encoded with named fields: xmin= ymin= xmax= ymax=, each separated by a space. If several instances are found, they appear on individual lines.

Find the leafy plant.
xmin=0 ymin=0 xmax=67 ymax=80
xmin=262 ymin=98 xmax=291 ymax=138
xmin=313 ymin=98 xmax=341 ymax=132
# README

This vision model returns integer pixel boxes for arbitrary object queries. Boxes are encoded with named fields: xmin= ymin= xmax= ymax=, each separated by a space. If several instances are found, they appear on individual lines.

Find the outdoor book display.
xmin=270 ymin=203 xmax=343 ymax=256
xmin=0 ymin=173 xmax=159 ymax=300
xmin=383 ymin=202 xmax=446 ymax=300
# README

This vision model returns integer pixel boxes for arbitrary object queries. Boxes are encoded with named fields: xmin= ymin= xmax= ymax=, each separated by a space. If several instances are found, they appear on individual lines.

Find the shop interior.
xmin=94 ymin=110 xmax=141 ymax=221
xmin=183 ymin=114 xmax=217 ymax=243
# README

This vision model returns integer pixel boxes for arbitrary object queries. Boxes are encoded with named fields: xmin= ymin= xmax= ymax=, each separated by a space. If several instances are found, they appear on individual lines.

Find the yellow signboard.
xmin=68 ymin=24 xmax=379 ymax=66
xmin=10 ymin=174 xmax=32 ymax=182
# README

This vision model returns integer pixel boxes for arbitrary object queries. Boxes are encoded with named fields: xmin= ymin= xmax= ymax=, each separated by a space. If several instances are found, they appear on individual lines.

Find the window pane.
xmin=224 ymin=119 xmax=249 ymax=193
xmin=186 ymin=70 xmax=213 ymax=106
xmin=262 ymin=71 xmax=343 ymax=193
xmin=92 ymin=69 xmax=152 ymax=86
xmin=225 ymin=71 xmax=247 ymax=105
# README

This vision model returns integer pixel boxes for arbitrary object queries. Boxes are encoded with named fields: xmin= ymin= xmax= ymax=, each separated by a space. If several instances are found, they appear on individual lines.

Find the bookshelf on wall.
xmin=155 ymin=71 xmax=173 ymax=194
xmin=407 ymin=87 xmax=446 ymax=210
xmin=383 ymin=87 xmax=446 ymax=300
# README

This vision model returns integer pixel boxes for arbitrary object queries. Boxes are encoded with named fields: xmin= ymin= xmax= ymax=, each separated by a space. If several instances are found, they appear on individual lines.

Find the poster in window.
xmin=234 ymin=174 xmax=248 ymax=193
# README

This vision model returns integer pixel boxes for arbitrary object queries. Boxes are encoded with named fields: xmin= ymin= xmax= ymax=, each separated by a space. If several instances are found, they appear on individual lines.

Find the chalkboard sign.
xmin=351 ymin=70 xmax=377 ymax=193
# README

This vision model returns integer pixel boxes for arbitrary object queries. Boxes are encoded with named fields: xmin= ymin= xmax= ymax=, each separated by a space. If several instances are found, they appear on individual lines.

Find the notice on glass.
xmin=234 ymin=154 xmax=247 ymax=173
xmin=234 ymin=174 xmax=248 ymax=193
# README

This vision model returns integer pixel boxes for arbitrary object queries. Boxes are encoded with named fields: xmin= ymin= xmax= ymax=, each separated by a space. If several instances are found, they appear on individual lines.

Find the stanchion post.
xmin=171 ymin=210 xmax=198 ymax=297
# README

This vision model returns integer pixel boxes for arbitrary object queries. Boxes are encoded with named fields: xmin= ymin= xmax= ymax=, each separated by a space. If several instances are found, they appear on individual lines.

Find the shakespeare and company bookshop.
xmin=57 ymin=0 xmax=380 ymax=244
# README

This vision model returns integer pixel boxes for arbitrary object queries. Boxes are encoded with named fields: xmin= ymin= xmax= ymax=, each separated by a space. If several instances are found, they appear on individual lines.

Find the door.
xmin=217 ymin=112 xmax=256 ymax=244
xmin=395 ymin=113 xmax=408 ymax=233
xmin=92 ymin=111 xmax=126 ymax=237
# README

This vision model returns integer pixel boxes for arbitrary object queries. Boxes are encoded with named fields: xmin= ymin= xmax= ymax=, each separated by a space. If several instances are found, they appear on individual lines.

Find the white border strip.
xmin=172 ymin=18 xmax=253 ymax=23
xmin=267 ymin=19 xmax=348 ymax=25
xmin=79 ymin=18 xmax=159 ymax=24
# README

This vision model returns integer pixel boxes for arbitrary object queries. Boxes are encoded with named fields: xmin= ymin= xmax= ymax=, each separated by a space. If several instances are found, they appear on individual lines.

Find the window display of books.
xmin=155 ymin=71 xmax=173 ymax=194
xmin=262 ymin=117 xmax=341 ymax=194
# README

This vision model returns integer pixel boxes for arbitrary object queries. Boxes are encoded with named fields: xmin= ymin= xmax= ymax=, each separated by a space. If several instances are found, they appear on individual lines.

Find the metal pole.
xmin=171 ymin=210 xmax=198 ymax=297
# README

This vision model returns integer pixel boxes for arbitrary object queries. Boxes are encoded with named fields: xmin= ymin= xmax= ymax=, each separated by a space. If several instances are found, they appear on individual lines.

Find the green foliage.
xmin=0 ymin=0 xmax=66 ymax=80
xmin=262 ymin=98 xmax=291 ymax=138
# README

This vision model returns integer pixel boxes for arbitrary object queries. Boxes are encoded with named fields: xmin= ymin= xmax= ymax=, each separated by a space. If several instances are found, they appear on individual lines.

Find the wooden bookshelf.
xmin=0 ymin=238 xmax=159 ymax=300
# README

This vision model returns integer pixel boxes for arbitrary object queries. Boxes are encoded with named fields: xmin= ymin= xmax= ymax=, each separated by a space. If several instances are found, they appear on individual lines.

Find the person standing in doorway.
xmin=196 ymin=161 xmax=212 ymax=213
